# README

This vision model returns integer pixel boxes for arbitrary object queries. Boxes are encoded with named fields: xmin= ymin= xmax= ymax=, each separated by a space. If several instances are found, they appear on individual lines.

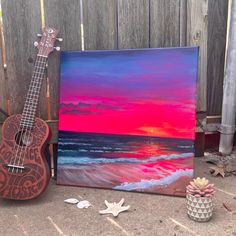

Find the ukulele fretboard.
xmin=20 ymin=56 xmax=47 ymax=129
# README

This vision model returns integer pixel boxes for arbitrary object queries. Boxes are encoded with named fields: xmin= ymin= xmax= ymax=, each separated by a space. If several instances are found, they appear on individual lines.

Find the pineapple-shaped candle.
xmin=186 ymin=177 xmax=215 ymax=222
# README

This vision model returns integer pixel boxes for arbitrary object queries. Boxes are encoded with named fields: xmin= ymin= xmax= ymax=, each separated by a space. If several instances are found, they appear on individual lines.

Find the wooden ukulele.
xmin=0 ymin=27 xmax=61 ymax=200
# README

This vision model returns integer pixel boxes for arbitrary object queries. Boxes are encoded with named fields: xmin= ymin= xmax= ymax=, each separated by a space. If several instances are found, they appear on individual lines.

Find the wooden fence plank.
xmin=150 ymin=0 xmax=180 ymax=47
xmin=180 ymin=0 xmax=187 ymax=46
xmin=44 ymin=0 xmax=81 ymax=124
xmin=44 ymin=0 xmax=81 ymax=51
xmin=207 ymin=0 xmax=228 ymax=116
xmin=83 ymin=0 xmax=117 ymax=50
xmin=0 ymin=73 xmax=6 ymax=123
xmin=0 ymin=28 xmax=6 ymax=123
xmin=0 ymin=0 xmax=229 ymax=146
xmin=187 ymin=0 xmax=208 ymax=112
xmin=1 ymin=0 xmax=42 ymax=115
xmin=187 ymin=0 xmax=208 ymax=156
xmin=118 ymin=0 xmax=149 ymax=48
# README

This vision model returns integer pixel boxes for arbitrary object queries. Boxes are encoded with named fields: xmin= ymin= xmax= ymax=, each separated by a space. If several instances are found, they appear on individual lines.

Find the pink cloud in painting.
xmin=59 ymin=48 xmax=198 ymax=139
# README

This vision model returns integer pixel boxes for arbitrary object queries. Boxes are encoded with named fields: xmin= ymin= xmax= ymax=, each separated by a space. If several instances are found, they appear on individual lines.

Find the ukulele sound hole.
xmin=15 ymin=130 xmax=33 ymax=147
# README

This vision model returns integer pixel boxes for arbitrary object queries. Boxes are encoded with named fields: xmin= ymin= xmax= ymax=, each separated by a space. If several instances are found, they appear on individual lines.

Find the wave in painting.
xmin=58 ymin=152 xmax=192 ymax=165
xmin=57 ymin=131 xmax=194 ymax=196
xmin=114 ymin=169 xmax=193 ymax=191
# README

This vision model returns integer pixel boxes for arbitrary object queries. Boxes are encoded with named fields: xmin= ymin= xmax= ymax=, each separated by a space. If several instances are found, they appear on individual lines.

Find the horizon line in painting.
xmin=57 ymin=47 xmax=198 ymax=196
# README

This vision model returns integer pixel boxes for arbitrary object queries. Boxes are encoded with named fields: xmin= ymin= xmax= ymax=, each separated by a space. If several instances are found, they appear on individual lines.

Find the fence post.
xmin=219 ymin=0 xmax=236 ymax=155
xmin=187 ymin=0 xmax=208 ymax=156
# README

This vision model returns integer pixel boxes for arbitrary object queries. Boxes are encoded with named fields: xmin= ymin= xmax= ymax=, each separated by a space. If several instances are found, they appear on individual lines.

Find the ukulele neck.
xmin=20 ymin=55 xmax=47 ymax=129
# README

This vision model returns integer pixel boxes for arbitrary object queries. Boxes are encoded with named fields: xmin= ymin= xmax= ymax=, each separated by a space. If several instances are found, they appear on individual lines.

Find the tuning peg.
xmin=54 ymin=46 xmax=61 ymax=51
xmin=56 ymin=37 xmax=63 ymax=42
xmin=37 ymin=33 xmax=42 ymax=37
xmin=34 ymin=41 xmax=39 ymax=47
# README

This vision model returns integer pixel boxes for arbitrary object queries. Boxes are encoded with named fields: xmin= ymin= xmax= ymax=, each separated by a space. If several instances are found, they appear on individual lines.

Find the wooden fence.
xmin=0 ymin=0 xmax=228 ymax=146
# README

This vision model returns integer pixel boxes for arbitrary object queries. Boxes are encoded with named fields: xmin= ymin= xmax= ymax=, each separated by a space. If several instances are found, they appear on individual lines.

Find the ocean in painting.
xmin=57 ymin=130 xmax=194 ymax=195
xmin=58 ymin=48 xmax=198 ymax=196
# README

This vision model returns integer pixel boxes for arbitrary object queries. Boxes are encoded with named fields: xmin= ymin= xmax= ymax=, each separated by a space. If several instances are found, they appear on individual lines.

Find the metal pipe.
xmin=219 ymin=0 xmax=236 ymax=155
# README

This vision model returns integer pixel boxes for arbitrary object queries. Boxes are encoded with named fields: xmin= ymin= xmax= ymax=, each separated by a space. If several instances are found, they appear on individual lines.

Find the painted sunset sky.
xmin=59 ymin=48 xmax=198 ymax=139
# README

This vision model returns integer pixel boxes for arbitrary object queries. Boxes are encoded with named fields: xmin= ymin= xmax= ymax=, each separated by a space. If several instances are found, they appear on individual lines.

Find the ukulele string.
xmin=17 ymin=56 xmax=47 ymax=172
xmin=15 ymin=56 xmax=46 ymax=173
xmin=10 ymin=56 xmax=45 ymax=173
xmin=16 ymin=56 xmax=47 ymax=173
xmin=7 ymin=58 xmax=42 ymax=173
xmin=10 ymin=56 xmax=46 ymax=173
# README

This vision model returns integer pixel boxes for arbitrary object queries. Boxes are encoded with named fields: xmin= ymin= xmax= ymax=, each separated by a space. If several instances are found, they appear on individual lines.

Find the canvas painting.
xmin=57 ymin=47 xmax=198 ymax=196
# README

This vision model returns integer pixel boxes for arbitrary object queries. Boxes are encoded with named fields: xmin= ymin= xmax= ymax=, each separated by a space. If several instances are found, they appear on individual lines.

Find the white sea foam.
xmin=58 ymin=152 xmax=193 ymax=165
xmin=113 ymin=169 xmax=193 ymax=190
xmin=59 ymin=142 xmax=92 ymax=146
xmin=149 ymin=152 xmax=193 ymax=161
xmin=178 ymin=145 xmax=194 ymax=148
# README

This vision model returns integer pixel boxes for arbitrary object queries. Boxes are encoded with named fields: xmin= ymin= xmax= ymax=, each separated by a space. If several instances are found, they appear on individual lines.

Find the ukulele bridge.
xmin=4 ymin=164 xmax=30 ymax=173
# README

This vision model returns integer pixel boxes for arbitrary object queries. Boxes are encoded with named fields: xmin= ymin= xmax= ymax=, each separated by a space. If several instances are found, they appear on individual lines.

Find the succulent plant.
xmin=186 ymin=177 xmax=215 ymax=198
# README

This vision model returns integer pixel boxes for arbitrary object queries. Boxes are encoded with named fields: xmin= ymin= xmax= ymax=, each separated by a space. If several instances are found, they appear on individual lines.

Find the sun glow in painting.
xmin=57 ymin=47 xmax=198 ymax=196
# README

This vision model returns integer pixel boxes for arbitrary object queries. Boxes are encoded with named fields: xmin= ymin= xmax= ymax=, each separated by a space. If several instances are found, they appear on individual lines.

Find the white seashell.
xmin=77 ymin=200 xmax=91 ymax=209
xmin=64 ymin=198 xmax=79 ymax=204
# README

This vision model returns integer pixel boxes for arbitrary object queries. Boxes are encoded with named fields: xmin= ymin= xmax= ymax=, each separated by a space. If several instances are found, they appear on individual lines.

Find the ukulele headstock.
xmin=34 ymin=26 xmax=62 ymax=57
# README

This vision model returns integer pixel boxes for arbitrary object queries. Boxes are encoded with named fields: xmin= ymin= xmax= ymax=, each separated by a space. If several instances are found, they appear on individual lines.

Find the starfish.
xmin=99 ymin=198 xmax=130 ymax=217
xmin=210 ymin=165 xmax=225 ymax=177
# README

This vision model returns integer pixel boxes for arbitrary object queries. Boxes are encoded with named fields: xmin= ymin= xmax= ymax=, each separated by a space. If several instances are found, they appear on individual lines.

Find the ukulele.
xmin=0 ymin=26 xmax=61 ymax=200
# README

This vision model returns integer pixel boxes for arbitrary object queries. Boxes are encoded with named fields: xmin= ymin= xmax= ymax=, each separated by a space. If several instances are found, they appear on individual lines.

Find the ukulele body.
xmin=0 ymin=114 xmax=51 ymax=200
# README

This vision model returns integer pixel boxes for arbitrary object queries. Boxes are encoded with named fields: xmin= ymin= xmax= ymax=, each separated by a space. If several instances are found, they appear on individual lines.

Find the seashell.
xmin=64 ymin=198 xmax=79 ymax=204
xmin=77 ymin=200 xmax=91 ymax=209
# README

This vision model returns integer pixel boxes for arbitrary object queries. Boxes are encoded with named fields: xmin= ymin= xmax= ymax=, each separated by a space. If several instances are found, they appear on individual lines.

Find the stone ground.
xmin=0 ymin=156 xmax=236 ymax=236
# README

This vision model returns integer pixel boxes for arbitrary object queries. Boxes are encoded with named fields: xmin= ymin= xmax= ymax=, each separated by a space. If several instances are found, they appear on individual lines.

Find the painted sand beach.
xmin=58 ymin=48 xmax=198 ymax=196
xmin=57 ymin=131 xmax=194 ymax=195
